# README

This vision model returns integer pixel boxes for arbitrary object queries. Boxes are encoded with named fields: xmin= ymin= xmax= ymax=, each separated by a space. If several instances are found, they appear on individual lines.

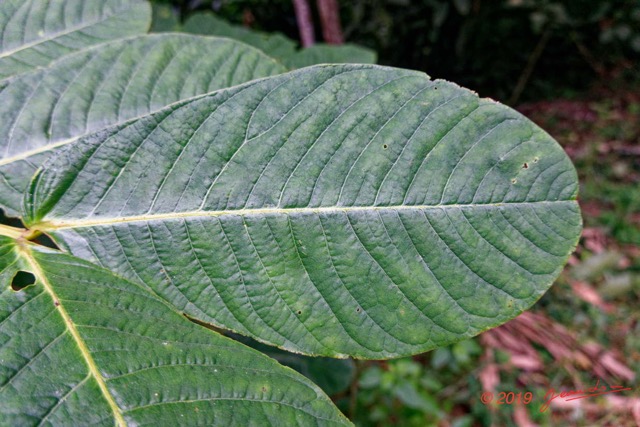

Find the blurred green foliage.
xmin=151 ymin=4 xmax=377 ymax=68
xmin=349 ymin=340 xmax=482 ymax=427
xmin=149 ymin=0 xmax=639 ymax=102
xmin=227 ymin=332 xmax=356 ymax=396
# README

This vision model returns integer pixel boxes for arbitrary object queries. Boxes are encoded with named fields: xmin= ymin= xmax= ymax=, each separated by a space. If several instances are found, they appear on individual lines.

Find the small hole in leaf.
xmin=11 ymin=271 xmax=35 ymax=291
xmin=522 ymin=162 xmax=528 ymax=169
xmin=31 ymin=233 xmax=59 ymax=250
xmin=297 ymin=310 xmax=302 ymax=315
xmin=0 ymin=208 xmax=23 ymax=228
xmin=383 ymin=144 xmax=388 ymax=149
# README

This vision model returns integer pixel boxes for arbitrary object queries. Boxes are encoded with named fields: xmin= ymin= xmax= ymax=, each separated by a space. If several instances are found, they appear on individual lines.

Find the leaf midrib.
xmin=17 ymin=243 xmax=126 ymax=427
xmin=35 ymin=200 xmax=576 ymax=231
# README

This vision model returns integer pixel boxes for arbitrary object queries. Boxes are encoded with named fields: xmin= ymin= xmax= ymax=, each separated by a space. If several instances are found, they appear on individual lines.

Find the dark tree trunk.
xmin=317 ymin=0 xmax=344 ymax=44
xmin=293 ymin=0 xmax=315 ymax=47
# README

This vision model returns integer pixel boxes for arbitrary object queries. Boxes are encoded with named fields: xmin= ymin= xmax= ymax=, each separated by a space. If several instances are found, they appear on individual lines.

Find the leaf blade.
xmin=0 ymin=236 xmax=351 ymax=426
xmin=0 ymin=0 xmax=151 ymax=81
xmin=26 ymin=65 xmax=582 ymax=358
xmin=0 ymin=33 xmax=286 ymax=216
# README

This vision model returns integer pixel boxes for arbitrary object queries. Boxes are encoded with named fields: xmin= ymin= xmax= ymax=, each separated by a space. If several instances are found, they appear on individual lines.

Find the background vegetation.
xmin=147 ymin=1 xmax=640 ymax=425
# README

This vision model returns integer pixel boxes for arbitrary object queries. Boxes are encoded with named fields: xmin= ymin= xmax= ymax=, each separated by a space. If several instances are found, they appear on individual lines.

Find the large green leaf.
xmin=0 ymin=33 xmax=286 ymax=216
xmin=0 ymin=234 xmax=350 ymax=426
xmin=25 ymin=64 xmax=582 ymax=359
xmin=0 ymin=0 xmax=151 ymax=82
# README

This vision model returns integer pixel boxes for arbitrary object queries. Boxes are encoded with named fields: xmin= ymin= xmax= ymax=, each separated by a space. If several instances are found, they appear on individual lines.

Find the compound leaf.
xmin=0 ymin=235 xmax=351 ymax=426
xmin=25 ymin=64 xmax=582 ymax=358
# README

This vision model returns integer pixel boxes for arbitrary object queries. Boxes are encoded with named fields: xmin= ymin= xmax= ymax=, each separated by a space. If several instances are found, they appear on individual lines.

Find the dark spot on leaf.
xmin=383 ymin=144 xmax=388 ymax=149
xmin=11 ymin=271 xmax=35 ymax=291
xmin=523 ymin=162 xmax=528 ymax=169
xmin=533 ymin=157 xmax=539 ymax=163
xmin=434 ymin=86 xmax=438 ymax=90
xmin=297 ymin=310 xmax=302 ymax=315
xmin=356 ymin=307 xmax=361 ymax=313
xmin=261 ymin=386 xmax=267 ymax=392
xmin=511 ymin=178 xmax=517 ymax=184
xmin=54 ymin=300 xmax=60 ymax=307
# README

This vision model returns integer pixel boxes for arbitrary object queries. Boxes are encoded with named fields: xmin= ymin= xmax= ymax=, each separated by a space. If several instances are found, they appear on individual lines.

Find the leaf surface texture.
xmin=25 ymin=64 xmax=582 ymax=358
xmin=0 ymin=33 xmax=286 ymax=215
xmin=0 ymin=0 xmax=150 ymax=81
xmin=0 ymin=236 xmax=350 ymax=426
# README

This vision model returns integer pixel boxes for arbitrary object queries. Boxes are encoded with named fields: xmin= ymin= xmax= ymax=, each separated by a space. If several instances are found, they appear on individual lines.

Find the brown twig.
xmin=570 ymin=30 xmax=606 ymax=77
xmin=292 ymin=0 xmax=315 ymax=47
xmin=317 ymin=0 xmax=344 ymax=44
xmin=509 ymin=27 xmax=552 ymax=106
